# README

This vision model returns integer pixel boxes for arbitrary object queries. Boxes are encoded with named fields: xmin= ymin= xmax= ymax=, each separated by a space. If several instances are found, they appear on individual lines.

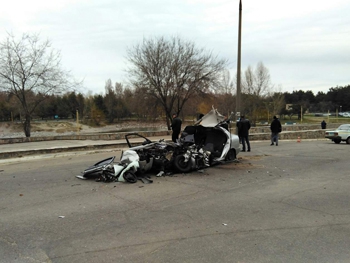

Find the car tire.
xmin=174 ymin=155 xmax=192 ymax=173
xmin=346 ymin=137 xmax=350 ymax=144
xmin=123 ymin=171 xmax=138 ymax=183
xmin=225 ymin=149 xmax=236 ymax=161
xmin=334 ymin=139 xmax=341 ymax=144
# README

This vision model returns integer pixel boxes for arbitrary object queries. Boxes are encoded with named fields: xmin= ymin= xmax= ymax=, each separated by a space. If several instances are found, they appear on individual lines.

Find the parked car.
xmin=325 ymin=124 xmax=350 ymax=144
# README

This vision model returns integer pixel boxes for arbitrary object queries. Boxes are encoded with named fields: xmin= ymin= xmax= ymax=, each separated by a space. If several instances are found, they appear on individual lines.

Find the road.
xmin=1 ymin=140 xmax=349 ymax=263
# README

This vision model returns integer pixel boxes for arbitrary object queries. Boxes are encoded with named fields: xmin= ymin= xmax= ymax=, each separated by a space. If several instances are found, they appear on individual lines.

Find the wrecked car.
xmin=76 ymin=108 xmax=240 ymax=183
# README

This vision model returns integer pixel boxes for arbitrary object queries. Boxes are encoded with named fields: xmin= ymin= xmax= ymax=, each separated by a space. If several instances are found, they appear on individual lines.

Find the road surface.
xmin=1 ymin=140 xmax=349 ymax=263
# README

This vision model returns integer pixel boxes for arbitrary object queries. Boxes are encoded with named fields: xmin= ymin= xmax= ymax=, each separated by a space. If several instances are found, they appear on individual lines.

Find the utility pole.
xmin=236 ymin=0 xmax=242 ymax=118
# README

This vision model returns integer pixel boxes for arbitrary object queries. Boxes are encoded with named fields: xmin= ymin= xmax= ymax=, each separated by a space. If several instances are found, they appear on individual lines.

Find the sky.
xmin=1 ymin=0 xmax=349 ymax=95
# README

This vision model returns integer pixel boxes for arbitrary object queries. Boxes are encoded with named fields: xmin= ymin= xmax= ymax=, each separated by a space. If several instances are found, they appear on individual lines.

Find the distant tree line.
xmin=1 ymin=33 xmax=349 ymax=137
xmin=282 ymin=85 xmax=350 ymax=115
xmin=1 ymin=83 xmax=349 ymax=125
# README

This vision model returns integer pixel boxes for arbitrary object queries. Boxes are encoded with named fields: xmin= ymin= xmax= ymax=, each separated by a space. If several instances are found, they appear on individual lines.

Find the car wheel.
xmin=174 ymin=155 xmax=192 ymax=173
xmin=123 ymin=171 xmax=138 ymax=183
xmin=346 ymin=137 xmax=350 ymax=144
xmin=225 ymin=149 xmax=236 ymax=161
xmin=334 ymin=139 xmax=341 ymax=144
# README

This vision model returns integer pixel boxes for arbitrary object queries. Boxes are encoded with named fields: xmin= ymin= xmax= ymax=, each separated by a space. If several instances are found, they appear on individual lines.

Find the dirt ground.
xmin=0 ymin=120 xmax=169 ymax=137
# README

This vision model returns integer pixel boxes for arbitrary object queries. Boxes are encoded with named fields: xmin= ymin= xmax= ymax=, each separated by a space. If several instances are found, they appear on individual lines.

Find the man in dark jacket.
xmin=270 ymin=116 xmax=282 ymax=146
xmin=237 ymin=115 xmax=251 ymax=152
xmin=171 ymin=113 xmax=182 ymax=143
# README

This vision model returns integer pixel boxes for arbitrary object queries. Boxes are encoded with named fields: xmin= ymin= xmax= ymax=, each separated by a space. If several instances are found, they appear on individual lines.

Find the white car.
xmin=325 ymin=124 xmax=350 ymax=144
xmin=77 ymin=108 xmax=241 ymax=182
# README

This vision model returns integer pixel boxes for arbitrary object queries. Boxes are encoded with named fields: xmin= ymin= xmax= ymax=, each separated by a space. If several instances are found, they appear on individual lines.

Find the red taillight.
xmin=334 ymin=132 xmax=338 ymax=136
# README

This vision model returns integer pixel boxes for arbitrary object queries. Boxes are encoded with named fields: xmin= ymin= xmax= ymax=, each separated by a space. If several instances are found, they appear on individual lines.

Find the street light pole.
xmin=236 ymin=0 xmax=242 ymax=118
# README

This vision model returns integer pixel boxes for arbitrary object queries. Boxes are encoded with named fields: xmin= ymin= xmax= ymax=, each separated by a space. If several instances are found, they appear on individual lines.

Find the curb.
xmin=0 ymin=143 xmax=128 ymax=159
xmin=0 ymin=129 xmax=328 ymax=160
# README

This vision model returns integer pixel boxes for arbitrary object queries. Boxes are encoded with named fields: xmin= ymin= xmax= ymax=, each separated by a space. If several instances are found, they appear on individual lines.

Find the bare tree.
xmin=104 ymin=79 xmax=117 ymax=123
xmin=0 ymin=33 xmax=79 ymax=137
xmin=255 ymin=62 xmax=271 ymax=96
xmin=241 ymin=62 xmax=272 ymax=124
xmin=242 ymin=65 xmax=254 ymax=94
xmin=126 ymin=36 xmax=227 ymax=129
xmin=214 ymin=69 xmax=236 ymax=117
xmin=267 ymin=85 xmax=285 ymax=117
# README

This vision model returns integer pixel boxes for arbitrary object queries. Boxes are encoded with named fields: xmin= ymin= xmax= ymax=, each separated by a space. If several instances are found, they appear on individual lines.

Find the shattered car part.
xmin=77 ymin=108 xmax=240 ymax=183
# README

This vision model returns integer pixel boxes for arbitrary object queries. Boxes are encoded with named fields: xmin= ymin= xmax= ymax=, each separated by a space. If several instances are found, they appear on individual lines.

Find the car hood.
xmin=194 ymin=108 xmax=226 ymax=127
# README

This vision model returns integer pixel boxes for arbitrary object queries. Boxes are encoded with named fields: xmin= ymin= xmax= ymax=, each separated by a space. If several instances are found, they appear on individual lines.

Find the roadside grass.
xmin=298 ymin=115 xmax=350 ymax=124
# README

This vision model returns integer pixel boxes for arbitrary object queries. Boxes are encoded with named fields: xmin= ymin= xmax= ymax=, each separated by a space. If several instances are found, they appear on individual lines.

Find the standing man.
xmin=171 ymin=113 xmax=182 ymax=143
xmin=321 ymin=120 xmax=327 ymax=129
xmin=270 ymin=116 xmax=282 ymax=146
xmin=237 ymin=115 xmax=251 ymax=152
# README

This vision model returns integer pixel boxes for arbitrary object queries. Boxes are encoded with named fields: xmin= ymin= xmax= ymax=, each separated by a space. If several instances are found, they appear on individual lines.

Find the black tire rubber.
xmin=123 ymin=171 xmax=137 ymax=183
xmin=334 ymin=139 xmax=341 ymax=144
xmin=346 ymin=137 xmax=350 ymax=144
xmin=225 ymin=149 xmax=236 ymax=161
xmin=173 ymin=155 xmax=192 ymax=173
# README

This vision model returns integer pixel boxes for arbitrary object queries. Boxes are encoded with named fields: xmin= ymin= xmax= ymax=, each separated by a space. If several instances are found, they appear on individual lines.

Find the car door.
xmin=338 ymin=125 xmax=350 ymax=140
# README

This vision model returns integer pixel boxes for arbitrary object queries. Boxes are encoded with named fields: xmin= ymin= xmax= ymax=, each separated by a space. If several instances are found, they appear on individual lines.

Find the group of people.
xmin=171 ymin=112 xmax=283 ymax=151
xmin=236 ymin=115 xmax=282 ymax=151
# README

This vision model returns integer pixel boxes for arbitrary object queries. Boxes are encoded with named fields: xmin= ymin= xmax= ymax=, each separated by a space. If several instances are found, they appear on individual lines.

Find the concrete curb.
xmin=0 ymin=143 xmax=129 ymax=159
xmin=0 ymin=129 xmax=330 ymax=160
xmin=0 ymin=130 xmax=171 ymax=144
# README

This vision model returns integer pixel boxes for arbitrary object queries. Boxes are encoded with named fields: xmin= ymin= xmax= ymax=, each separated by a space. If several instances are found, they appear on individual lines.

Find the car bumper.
xmin=325 ymin=135 xmax=341 ymax=141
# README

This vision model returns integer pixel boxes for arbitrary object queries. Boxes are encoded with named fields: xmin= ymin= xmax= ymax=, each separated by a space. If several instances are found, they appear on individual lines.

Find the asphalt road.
xmin=1 ymin=139 xmax=349 ymax=263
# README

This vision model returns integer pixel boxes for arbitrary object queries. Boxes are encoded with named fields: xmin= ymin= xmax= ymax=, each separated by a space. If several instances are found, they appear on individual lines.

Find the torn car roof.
xmin=194 ymin=108 xmax=226 ymax=127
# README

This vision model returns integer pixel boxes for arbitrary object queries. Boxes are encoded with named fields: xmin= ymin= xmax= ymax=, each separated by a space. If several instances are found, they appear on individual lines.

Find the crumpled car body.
xmin=77 ymin=108 xmax=240 ymax=182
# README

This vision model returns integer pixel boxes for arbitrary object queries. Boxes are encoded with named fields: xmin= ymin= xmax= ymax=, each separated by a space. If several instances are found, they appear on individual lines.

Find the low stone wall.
xmin=0 ymin=131 xmax=171 ymax=144
xmin=250 ymin=123 xmax=339 ymax=134
xmin=0 ymin=126 xmax=331 ymax=145
xmin=250 ymin=130 xmax=327 ymax=141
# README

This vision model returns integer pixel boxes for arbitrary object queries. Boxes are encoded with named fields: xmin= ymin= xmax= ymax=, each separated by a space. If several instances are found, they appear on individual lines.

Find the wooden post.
xmin=76 ymin=109 xmax=79 ymax=134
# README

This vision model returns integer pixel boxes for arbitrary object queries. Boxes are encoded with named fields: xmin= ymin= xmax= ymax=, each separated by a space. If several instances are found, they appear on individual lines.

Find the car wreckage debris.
xmin=76 ymin=108 xmax=240 ymax=184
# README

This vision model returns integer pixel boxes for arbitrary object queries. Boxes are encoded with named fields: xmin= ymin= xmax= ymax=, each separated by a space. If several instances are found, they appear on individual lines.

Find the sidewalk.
xmin=0 ymin=136 xmax=170 ymax=160
xmin=0 ymin=128 xmax=329 ymax=160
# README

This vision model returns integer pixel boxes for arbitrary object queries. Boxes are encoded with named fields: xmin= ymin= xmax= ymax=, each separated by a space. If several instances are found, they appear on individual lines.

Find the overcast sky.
xmin=1 ymin=0 xmax=349 ymax=95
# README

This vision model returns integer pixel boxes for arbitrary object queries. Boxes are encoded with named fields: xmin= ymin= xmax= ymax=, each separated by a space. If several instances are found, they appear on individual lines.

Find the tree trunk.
xmin=23 ymin=115 xmax=31 ymax=137
xmin=166 ymin=117 xmax=171 ymax=130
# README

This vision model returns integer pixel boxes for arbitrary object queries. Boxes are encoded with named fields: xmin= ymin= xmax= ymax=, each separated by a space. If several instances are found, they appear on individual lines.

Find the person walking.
xmin=171 ymin=113 xmax=182 ymax=143
xmin=237 ymin=115 xmax=251 ymax=152
xmin=270 ymin=116 xmax=282 ymax=146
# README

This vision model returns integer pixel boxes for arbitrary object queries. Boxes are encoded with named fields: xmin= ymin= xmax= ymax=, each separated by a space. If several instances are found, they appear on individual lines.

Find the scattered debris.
xmin=76 ymin=108 xmax=241 ymax=184
xmin=139 ymin=177 xmax=153 ymax=184
xmin=58 ymin=216 xmax=65 ymax=219
xmin=156 ymin=171 xmax=165 ymax=177
xmin=222 ymin=223 xmax=228 ymax=226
